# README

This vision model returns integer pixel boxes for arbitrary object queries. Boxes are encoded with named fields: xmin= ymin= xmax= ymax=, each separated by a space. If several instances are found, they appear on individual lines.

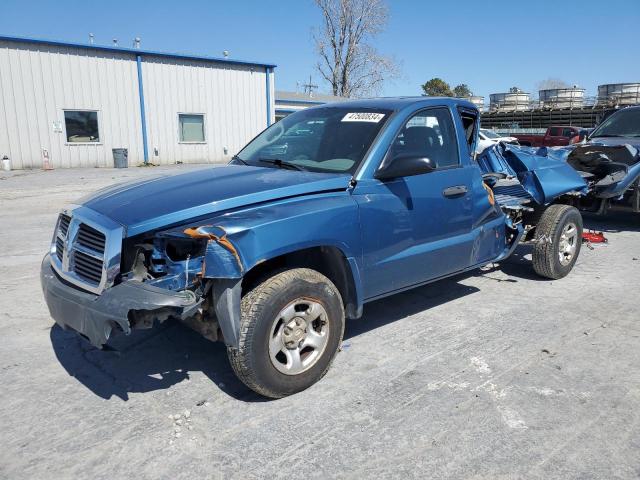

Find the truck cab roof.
xmin=304 ymin=96 xmax=479 ymax=112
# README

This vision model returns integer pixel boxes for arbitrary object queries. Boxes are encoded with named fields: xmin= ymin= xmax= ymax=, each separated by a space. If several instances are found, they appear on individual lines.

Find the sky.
xmin=1 ymin=0 xmax=639 ymax=100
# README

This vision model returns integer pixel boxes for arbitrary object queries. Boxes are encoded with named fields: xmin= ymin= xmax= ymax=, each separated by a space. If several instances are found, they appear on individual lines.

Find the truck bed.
xmin=477 ymin=143 xmax=587 ymax=207
xmin=492 ymin=179 xmax=534 ymax=207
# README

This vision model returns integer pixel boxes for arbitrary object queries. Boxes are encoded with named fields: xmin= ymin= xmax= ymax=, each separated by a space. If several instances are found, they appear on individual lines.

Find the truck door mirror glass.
xmin=375 ymin=155 xmax=436 ymax=180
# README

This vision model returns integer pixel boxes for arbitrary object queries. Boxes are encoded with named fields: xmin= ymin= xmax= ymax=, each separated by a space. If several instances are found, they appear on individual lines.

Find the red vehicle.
xmin=513 ymin=126 xmax=582 ymax=147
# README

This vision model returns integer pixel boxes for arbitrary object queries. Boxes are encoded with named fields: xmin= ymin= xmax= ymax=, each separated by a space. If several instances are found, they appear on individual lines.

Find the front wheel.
xmin=532 ymin=204 xmax=583 ymax=279
xmin=228 ymin=268 xmax=345 ymax=398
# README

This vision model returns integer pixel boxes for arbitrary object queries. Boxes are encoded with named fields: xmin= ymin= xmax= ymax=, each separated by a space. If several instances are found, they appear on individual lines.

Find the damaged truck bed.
xmin=481 ymin=118 xmax=640 ymax=217
xmin=41 ymin=97 xmax=591 ymax=398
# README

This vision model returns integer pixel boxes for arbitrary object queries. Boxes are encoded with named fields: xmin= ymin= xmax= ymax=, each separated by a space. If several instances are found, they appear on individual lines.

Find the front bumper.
xmin=40 ymin=255 xmax=199 ymax=348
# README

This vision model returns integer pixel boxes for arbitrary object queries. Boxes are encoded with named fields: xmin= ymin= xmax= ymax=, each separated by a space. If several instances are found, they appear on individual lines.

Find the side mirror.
xmin=375 ymin=154 xmax=436 ymax=180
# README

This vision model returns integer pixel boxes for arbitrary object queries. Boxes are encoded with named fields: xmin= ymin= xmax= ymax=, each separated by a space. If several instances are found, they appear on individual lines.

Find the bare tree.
xmin=313 ymin=0 xmax=399 ymax=97
xmin=536 ymin=78 xmax=571 ymax=90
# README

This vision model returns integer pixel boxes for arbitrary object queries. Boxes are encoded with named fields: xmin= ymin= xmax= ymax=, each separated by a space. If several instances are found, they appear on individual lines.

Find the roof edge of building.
xmin=0 ymin=33 xmax=277 ymax=69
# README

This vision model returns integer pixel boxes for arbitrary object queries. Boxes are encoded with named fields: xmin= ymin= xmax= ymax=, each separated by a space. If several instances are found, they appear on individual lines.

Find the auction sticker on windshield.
xmin=342 ymin=112 xmax=386 ymax=123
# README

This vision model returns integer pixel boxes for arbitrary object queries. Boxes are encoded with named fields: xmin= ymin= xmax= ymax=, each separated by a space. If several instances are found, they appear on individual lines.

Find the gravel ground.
xmin=0 ymin=165 xmax=638 ymax=479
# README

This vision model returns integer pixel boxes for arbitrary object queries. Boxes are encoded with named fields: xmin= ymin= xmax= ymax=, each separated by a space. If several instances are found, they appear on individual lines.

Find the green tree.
xmin=421 ymin=78 xmax=453 ymax=97
xmin=453 ymin=83 xmax=472 ymax=98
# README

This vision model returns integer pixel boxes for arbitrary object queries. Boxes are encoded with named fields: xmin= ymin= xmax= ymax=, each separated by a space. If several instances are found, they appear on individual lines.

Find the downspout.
xmin=136 ymin=54 xmax=149 ymax=164
xmin=265 ymin=67 xmax=272 ymax=127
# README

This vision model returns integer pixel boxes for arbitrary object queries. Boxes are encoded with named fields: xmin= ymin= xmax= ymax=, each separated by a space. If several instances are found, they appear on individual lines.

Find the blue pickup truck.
xmin=41 ymin=97 xmax=589 ymax=398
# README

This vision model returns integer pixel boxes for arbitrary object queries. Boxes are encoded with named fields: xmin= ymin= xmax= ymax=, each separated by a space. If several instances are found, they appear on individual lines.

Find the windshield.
xmin=480 ymin=129 xmax=502 ymax=139
xmin=235 ymin=107 xmax=392 ymax=173
xmin=591 ymin=108 xmax=640 ymax=138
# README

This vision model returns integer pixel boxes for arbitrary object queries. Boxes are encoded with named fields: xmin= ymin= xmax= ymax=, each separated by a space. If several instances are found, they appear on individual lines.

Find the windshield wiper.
xmin=258 ymin=158 xmax=306 ymax=171
xmin=591 ymin=134 xmax=626 ymax=138
xmin=231 ymin=155 xmax=248 ymax=165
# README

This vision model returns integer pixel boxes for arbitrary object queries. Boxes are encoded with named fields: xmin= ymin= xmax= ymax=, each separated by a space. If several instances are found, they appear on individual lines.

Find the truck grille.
xmin=55 ymin=236 xmax=65 ymax=261
xmin=74 ymin=250 xmax=104 ymax=284
xmin=55 ymin=214 xmax=71 ymax=261
xmin=52 ymin=212 xmax=109 ymax=289
xmin=59 ymin=214 xmax=71 ymax=236
xmin=77 ymin=223 xmax=106 ymax=254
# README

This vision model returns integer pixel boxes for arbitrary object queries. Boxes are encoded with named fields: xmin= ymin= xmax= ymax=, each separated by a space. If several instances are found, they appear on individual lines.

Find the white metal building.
xmin=275 ymin=90 xmax=342 ymax=121
xmin=0 ymin=35 xmax=276 ymax=170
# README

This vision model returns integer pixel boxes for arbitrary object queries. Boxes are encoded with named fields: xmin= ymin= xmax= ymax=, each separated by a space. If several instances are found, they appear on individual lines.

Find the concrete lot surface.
xmin=0 ymin=165 xmax=638 ymax=479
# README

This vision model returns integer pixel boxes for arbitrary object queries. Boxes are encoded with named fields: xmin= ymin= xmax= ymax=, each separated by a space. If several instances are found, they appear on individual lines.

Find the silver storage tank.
xmin=539 ymin=87 xmax=585 ymax=109
xmin=598 ymin=83 xmax=640 ymax=106
xmin=460 ymin=95 xmax=485 ymax=111
xmin=458 ymin=96 xmax=485 ymax=111
xmin=489 ymin=92 xmax=530 ymax=112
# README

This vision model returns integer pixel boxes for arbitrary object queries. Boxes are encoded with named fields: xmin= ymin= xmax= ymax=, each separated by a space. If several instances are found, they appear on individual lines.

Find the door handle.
xmin=442 ymin=185 xmax=468 ymax=198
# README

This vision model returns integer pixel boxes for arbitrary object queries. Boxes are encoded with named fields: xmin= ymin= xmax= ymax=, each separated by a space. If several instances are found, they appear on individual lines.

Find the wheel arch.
xmin=241 ymin=245 xmax=363 ymax=320
xmin=209 ymin=244 xmax=363 ymax=349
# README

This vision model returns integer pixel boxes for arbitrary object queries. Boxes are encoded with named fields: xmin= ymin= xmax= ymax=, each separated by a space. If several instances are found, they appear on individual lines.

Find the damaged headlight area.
xmin=113 ymin=225 xmax=246 ymax=345
xmin=121 ymin=224 xmax=244 ymax=291
xmin=121 ymin=232 xmax=208 ymax=292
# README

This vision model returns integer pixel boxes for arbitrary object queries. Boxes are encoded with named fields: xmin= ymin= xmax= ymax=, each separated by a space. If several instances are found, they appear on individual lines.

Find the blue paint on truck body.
xmin=41 ymin=97 xmax=588 ymax=349
xmin=81 ymin=166 xmax=352 ymax=237
xmin=477 ymin=143 xmax=588 ymax=204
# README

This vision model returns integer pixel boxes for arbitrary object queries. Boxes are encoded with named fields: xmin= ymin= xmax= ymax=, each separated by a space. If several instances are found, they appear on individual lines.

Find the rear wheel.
xmin=532 ymin=204 xmax=583 ymax=279
xmin=228 ymin=268 xmax=345 ymax=398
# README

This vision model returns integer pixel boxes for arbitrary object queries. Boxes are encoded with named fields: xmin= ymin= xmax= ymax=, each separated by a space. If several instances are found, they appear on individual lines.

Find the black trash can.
xmin=112 ymin=148 xmax=128 ymax=168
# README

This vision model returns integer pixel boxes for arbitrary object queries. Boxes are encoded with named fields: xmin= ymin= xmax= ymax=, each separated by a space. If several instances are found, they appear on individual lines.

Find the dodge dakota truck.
xmin=41 ymin=97 xmax=589 ymax=398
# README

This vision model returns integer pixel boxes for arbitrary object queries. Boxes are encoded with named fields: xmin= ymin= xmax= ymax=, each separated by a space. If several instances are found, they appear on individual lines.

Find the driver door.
xmin=353 ymin=107 xmax=474 ymax=299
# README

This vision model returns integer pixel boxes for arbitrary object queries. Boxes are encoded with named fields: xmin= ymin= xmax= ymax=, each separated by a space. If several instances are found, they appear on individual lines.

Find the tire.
xmin=532 ymin=204 xmax=583 ymax=279
xmin=227 ymin=268 xmax=345 ymax=398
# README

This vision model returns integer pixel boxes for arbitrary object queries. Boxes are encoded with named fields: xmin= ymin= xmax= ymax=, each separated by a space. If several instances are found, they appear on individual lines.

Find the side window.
xmin=390 ymin=108 xmax=459 ymax=168
xmin=457 ymin=109 xmax=478 ymax=156
xmin=562 ymin=127 xmax=575 ymax=137
xmin=548 ymin=127 xmax=561 ymax=136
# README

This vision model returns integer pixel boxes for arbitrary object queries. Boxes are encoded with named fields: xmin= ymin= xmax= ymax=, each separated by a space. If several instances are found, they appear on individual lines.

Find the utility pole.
xmin=302 ymin=75 xmax=318 ymax=97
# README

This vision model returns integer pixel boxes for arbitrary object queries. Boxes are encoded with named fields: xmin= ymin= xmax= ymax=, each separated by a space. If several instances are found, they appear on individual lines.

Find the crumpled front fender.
xmin=183 ymin=225 xmax=244 ymax=278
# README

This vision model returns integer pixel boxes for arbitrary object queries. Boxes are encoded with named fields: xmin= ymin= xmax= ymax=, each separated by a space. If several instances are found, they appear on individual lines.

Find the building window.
xmin=64 ymin=110 xmax=100 ymax=143
xmin=179 ymin=114 xmax=205 ymax=142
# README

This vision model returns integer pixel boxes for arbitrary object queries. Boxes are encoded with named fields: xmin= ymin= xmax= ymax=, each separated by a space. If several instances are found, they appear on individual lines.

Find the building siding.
xmin=0 ymin=41 xmax=143 ymax=169
xmin=0 ymin=39 xmax=273 ymax=169
xmin=141 ymin=56 xmax=268 ymax=165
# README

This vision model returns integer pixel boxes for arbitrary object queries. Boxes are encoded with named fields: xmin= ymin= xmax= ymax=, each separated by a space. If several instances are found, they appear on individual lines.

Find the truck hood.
xmin=81 ymin=165 xmax=351 ymax=236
